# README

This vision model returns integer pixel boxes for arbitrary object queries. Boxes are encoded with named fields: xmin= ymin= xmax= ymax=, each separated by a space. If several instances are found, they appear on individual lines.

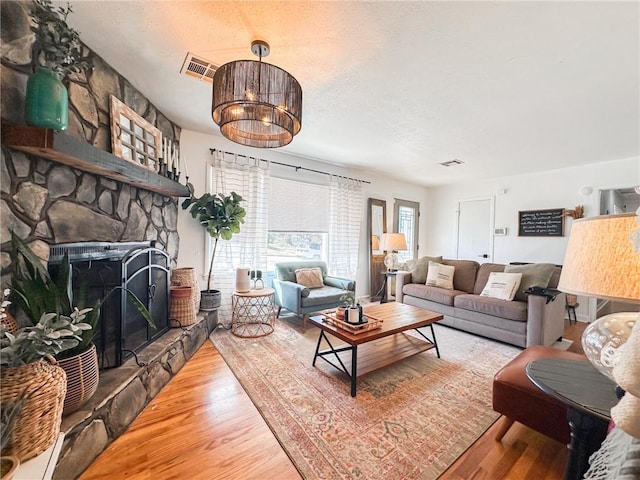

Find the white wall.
xmin=426 ymin=156 xmax=640 ymax=321
xmin=176 ymin=129 xmax=430 ymax=299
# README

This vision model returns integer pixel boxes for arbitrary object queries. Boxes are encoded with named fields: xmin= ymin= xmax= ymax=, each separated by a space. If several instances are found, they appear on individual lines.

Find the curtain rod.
xmin=209 ymin=148 xmax=371 ymax=184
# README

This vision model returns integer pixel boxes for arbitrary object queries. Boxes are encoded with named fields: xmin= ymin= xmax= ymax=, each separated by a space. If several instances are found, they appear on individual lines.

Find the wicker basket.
xmin=170 ymin=286 xmax=196 ymax=327
xmin=171 ymin=267 xmax=200 ymax=313
xmin=1 ymin=311 xmax=19 ymax=334
xmin=0 ymin=357 xmax=67 ymax=462
xmin=58 ymin=343 xmax=99 ymax=415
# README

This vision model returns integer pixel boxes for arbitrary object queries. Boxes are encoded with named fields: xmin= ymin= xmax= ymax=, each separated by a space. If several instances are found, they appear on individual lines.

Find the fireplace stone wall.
xmin=0 ymin=3 xmax=209 ymax=479
xmin=1 ymin=0 xmax=181 ymax=277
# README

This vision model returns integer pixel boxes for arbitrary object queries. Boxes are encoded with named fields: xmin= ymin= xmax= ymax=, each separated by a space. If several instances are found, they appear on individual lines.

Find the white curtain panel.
xmin=208 ymin=151 xmax=270 ymax=322
xmin=328 ymin=176 xmax=363 ymax=280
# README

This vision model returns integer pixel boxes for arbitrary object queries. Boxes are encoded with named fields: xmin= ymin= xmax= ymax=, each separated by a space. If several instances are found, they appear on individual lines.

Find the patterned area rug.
xmin=210 ymin=317 xmax=522 ymax=479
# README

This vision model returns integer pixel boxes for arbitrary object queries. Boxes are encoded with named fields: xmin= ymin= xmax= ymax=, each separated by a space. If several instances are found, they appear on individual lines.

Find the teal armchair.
xmin=273 ymin=261 xmax=355 ymax=332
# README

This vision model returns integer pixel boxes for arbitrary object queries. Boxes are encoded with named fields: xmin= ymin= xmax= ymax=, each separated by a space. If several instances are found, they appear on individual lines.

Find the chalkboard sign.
xmin=518 ymin=208 xmax=565 ymax=237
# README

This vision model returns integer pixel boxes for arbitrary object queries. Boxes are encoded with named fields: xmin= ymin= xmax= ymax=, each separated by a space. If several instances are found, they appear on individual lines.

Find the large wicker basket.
xmin=169 ymin=286 xmax=196 ymax=327
xmin=171 ymin=267 xmax=200 ymax=313
xmin=58 ymin=343 xmax=99 ymax=415
xmin=1 ymin=357 xmax=67 ymax=461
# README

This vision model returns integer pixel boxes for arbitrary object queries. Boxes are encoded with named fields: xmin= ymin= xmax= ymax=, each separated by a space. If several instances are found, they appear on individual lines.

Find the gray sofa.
xmin=396 ymin=259 xmax=565 ymax=348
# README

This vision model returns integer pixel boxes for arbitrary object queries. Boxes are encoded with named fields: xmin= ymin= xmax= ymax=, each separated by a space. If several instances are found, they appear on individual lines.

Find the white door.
xmin=456 ymin=198 xmax=493 ymax=262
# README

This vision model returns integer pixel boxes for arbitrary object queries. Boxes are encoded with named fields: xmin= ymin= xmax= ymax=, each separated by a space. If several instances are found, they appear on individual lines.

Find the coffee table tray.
xmin=320 ymin=311 xmax=383 ymax=334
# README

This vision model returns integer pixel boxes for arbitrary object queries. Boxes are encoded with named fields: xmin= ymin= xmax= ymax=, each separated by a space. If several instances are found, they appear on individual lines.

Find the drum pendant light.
xmin=212 ymin=40 xmax=302 ymax=148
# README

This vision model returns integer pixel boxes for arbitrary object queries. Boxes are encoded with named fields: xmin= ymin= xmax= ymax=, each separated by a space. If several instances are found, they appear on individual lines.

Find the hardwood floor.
xmin=80 ymin=320 xmax=585 ymax=480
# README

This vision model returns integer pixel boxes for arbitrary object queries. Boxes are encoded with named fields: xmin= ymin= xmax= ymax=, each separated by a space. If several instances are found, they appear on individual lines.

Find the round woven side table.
xmin=231 ymin=288 xmax=276 ymax=338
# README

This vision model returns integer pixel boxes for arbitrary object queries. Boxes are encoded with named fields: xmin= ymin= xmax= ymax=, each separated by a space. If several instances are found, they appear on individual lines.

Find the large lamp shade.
xmin=558 ymin=213 xmax=640 ymax=383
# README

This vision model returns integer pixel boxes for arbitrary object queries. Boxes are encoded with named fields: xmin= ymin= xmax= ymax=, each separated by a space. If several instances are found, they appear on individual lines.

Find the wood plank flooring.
xmin=80 ymin=319 xmax=586 ymax=480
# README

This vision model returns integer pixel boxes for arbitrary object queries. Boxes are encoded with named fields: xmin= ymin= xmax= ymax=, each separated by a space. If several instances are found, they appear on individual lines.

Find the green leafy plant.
xmin=9 ymin=231 xmax=154 ymax=359
xmin=181 ymin=184 xmax=246 ymax=291
xmin=340 ymin=292 xmax=357 ymax=308
xmin=0 ymin=392 xmax=27 ymax=451
xmin=0 ymin=309 xmax=91 ymax=367
xmin=29 ymin=0 xmax=90 ymax=76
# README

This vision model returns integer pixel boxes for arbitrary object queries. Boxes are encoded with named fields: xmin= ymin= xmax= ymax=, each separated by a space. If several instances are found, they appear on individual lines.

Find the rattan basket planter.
xmin=0 ymin=358 xmax=66 ymax=462
xmin=169 ymin=286 xmax=197 ymax=327
xmin=171 ymin=267 xmax=200 ymax=313
xmin=0 ymin=312 xmax=18 ymax=334
xmin=57 ymin=343 xmax=99 ymax=415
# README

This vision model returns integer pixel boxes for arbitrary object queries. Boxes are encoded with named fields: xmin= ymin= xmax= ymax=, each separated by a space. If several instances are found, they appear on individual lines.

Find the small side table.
xmin=380 ymin=271 xmax=398 ymax=303
xmin=231 ymin=288 xmax=276 ymax=338
xmin=526 ymin=358 xmax=618 ymax=480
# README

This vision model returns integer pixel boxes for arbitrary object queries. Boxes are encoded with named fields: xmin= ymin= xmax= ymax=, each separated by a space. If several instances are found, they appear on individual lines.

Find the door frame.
xmin=455 ymin=196 xmax=495 ymax=262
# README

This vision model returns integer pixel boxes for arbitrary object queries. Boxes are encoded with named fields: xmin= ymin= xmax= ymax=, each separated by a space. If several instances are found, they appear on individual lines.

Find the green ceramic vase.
xmin=25 ymin=67 xmax=68 ymax=131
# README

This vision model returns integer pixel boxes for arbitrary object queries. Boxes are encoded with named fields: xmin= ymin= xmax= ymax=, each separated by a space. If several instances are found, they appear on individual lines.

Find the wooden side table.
xmin=231 ymin=288 xmax=276 ymax=338
xmin=526 ymin=358 xmax=618 ymax=480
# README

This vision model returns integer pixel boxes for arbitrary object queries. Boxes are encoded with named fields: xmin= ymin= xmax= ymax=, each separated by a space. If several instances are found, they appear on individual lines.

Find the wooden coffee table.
xmin=308 ymin=302 xmax=443 ymax=397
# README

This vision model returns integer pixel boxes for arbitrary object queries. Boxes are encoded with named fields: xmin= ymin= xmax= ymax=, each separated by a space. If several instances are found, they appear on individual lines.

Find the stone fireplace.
xmin=1 ymin=3 xmax=213 ymax=479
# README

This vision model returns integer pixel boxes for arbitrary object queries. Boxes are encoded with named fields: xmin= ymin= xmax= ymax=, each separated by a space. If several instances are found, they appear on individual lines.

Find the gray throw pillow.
xmin=401 ymin=256 xmax=443 ymax=284
xmin=504 ymin=263 xmax=556 ymax=302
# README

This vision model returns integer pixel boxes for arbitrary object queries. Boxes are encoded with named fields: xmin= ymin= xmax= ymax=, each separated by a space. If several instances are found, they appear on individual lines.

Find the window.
xmin=394 ymin=199 xmax=420 ymax=264
xmin=267 ymin=177 xmax=330 ymax=270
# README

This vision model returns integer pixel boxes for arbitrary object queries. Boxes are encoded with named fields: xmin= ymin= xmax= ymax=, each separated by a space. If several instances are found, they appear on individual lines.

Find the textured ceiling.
xmin=67 ymin=1 xmax=640 ymax=187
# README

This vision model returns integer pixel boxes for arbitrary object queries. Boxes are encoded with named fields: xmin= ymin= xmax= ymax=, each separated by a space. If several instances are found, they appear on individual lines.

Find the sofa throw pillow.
xmin=401 ymin=256 xmax=443 ymax=284
xmin=425 ymin=261 xmax=455 ymax=290
xmin=480 ymin=272 xmax=523 ymax=301
xmin=504 ymin=263 xmax=556 ymax=302
xmin=295 ymin=268 xmax=324 ymax=288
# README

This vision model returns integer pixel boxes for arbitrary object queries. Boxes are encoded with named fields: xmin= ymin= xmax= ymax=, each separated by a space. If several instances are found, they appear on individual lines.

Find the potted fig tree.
xmin=181 ymin=184 xmax=246 ymax=311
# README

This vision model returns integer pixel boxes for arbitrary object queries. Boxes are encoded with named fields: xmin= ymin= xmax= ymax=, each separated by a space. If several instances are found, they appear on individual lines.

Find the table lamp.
xmin=557 ymin=213 xmax=640 ymax=381
xmin=380 ymin=233 xmax=407 ymax=271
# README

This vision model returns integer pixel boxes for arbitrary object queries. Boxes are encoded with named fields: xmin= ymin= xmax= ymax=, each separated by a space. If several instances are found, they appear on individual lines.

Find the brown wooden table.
xmin=308 ymin=302 xmax=443 ymax=397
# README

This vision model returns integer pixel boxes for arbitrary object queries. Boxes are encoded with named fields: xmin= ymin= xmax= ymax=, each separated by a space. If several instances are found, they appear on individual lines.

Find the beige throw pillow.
xmin=401 ymin=256 xmax=443 ymax=284
xmin=425 ymin=261 xmax=455 ymax=290
xmin=504 ymin=263 xmax=555 ymax=302
xmin=480 ymin=272 xmax=523 ymax=301
xmin=295 ymin=268 xmax=324 ymax=288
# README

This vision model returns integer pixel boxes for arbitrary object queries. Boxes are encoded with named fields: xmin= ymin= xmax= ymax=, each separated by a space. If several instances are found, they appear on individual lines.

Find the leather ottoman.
xmin=492 ymin=345 xmax=586 ymax=444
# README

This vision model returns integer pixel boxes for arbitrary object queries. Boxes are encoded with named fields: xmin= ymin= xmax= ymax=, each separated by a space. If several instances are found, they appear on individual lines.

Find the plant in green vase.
xmin=26 ymin=0 xmax=90 ymax=130
xmin=181 ymin=184 xmax=246 ymax=311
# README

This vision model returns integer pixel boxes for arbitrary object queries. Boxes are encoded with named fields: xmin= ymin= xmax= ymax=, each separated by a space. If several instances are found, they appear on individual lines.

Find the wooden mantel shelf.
xmin=1 ymin=124 xmax=190 ymax=198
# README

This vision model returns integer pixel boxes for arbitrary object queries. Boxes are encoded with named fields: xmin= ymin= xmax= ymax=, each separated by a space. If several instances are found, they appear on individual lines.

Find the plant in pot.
xmin=0 ymin=392 xmax=26 ymax=480
xmin=8 ymin=231 xmax=154 ymax=415
xmin=181 ymin=184 xmax=246 ymax=311
xmin=26 ymin=0 xmax=90 ymax=131
xmin=0 ymin=306 xmax=91 ymax=462
xmin=338 ymin=292 xmax=362 ymax=324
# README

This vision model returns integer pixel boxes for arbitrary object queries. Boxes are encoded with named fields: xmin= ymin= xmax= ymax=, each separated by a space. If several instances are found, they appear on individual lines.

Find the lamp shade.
xmin=212 ymin=58 xmax=302 ymax=149
xmin=371 ymin=235 xmax=380 ymax=251
xmin=380 ymin=233 xmax=407 ymax=252
xmin=557 ymin=213 xmax=640 ymax=303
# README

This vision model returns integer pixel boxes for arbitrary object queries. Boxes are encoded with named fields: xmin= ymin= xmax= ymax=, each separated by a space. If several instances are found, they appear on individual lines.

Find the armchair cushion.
xmin=301 ymin=286 xmax=351 ymax=308
xmin=295 ymin=268 xmax=324 ymax=288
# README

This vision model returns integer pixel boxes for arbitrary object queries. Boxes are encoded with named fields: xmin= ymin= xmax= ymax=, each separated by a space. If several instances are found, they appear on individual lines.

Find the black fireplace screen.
xmin=48 ymin=241 xmax=169 ymax=369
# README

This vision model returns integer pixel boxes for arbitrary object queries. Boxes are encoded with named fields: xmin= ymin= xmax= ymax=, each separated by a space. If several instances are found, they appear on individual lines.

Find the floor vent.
xmin=439 ymin=159 xmax=465 ymax=167
xmin=180 ymin=52 xmax=218 ymax=83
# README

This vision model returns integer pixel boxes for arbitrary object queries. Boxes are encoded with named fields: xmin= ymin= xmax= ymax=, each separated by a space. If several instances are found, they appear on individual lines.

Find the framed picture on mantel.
xmin=109 ymin=95 xmax=161 ymax=172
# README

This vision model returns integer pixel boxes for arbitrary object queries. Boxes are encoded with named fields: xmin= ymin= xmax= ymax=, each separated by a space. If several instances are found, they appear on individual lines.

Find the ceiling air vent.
xmin=439 ymin=159 xmax=465 ymax=167
xmin=180 ymin=52 xmax=218 ymax=83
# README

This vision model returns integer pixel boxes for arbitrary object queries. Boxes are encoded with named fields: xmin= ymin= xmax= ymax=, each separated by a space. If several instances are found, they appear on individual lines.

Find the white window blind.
xmin=269 ymin=177 xmax=329 ymax=232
